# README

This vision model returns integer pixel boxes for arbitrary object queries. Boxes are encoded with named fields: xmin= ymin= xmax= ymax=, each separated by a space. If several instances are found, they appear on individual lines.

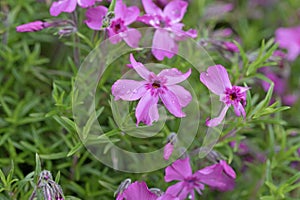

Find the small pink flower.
xmin=50 ymin=0 xmax=97 ymax=16
xmin=138 ymin=0 xmax=197 ymax=60
xmin=16 ymin=21 xmax=51 ymax=32
xmin=85 ymin=0 xmax=141 ymax=48
xmin=112 ymin=54 xmax=192 ymax=126
xmin=164 ymin=157 xmax=236 ymax=199
xmin=116 ymin=181 xmax=157 ymax=200
xmin=200 ymin=65 xmax=249 ymax=127
xmin=275 ymin=26 xmax=300 ymax=61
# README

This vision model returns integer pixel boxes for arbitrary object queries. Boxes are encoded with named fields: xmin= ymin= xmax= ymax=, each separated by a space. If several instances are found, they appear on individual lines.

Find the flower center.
xmin=152 ymin=81 xmax=161 ymax=88
xmin=110 ymin=19 xmax=126 ymax=34
xmin=224 ymin=86 xmax=245 ymax=105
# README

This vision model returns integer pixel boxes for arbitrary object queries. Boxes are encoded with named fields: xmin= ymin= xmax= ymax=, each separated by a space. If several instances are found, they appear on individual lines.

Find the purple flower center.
xmin=110 ymin=18 xmax=126 ymax=34
xmin=224 ymin=86 xmax=245 ymax=105
xmin=184 ymin=176 xmax=204 ymax=191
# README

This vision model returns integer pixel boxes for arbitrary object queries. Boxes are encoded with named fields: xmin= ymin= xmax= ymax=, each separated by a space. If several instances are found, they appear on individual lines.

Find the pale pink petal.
xmin=119 ymin=181 xmax=157 ymax=200
xmin=111 ymin=80 xmax=147 ymax=101
xmin=114 ymin=1 xmax=140 ymax=25
xmin=206 ymin=105 xmax=229 ymax=127
xmin=50 ymin=0 xmax=77 ymax=16
xmin=158 ymin=68 xmax=191 ymax=85
xmin=122 ymin=28 xmax=141 ymax=48
xmin=142 ymin=0 xmax=163 ymax=15
xmin=152 ymin=29 xmax=178 ymax=60
xmin=108 ymin=28 xmax=123 ymax=44
xmin=163 ymin=142 xmax=174 ymax=160
xmin=167 ymin=85 xmax=192 ymax=107
xmin=135 ymin=91 xmax=159 ymax=125
xmin=137 ymin=15 xmax=156 ymax=26
xmin=159 ymin=89 xmax=185 ymax=117
xmin=220 ymin=160 xmax=236 ymax=179
xmin=233 ymin=102 xmax=245 ymax=117
xmin=163 ymin=0 xmax=187 ymax=23
xmin=171 ymin=23 xmax=198 ymax=40
xmin=200 ymin=65 xmax=232 ymax=95
xmin=77 ymin=0 xmax=95 ymax=7
xmin=84 ymin=6 xmax=107 ymax=30
xmin=130 ymin=54 xmax=151 ymax=81
xmin=165 ymin=157 xmax=192 ymax=182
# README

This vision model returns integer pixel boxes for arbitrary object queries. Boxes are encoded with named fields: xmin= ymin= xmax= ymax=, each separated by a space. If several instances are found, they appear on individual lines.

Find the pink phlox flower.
xmin=138 ymin=0 xmax=197 ymax=60
xmin=16 ymin=21 xmax=52 ymax=32
xmin=200 ymin=65 xmax=249 ymax=127
xmin=85 ymin=0 xmax=141 ymax=48
xmin=116 ymin=181 xmax=158 ymax=200
xmin=164 ymin=157 xmax=205 ymax=200
xmin=112 ymin=54 xmax=192 ymax=126
xmin=275 ymin=26 xmax=300 ymax=61
xmin=195 ymin=160 xmax=236 ymax=192
xmin=50 ymin=0 xmax=98 ymax=16
xmin=164 ymin=157 xmax=236 ymax=199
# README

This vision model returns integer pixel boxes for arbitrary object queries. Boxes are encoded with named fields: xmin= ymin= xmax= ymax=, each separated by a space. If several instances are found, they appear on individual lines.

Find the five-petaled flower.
xmin=85 ymin=0 xmax=141 ymax=48
xmin=138 ymin=0 xmax=197 ymax=60
xmin=275 ymin=26 xmax=300 ymax=61
xmin=200 ymin=65 xmax=249 ymax=127
xmin=112 ymin=54 xmax=192 ymax=126
xmin=50 ymin=0 xmax=97 ymax=16
xmin=164 ymin=157 xmax=236 ymax=200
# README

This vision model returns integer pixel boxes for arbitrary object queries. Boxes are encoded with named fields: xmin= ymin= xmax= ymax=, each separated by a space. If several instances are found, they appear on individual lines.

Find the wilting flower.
xmin=138 ymin=0 xmax=197 ymax=60
xmin=50 ymin=0 xmax=97 ymax=16
xmin=200 ymin=65 xmax=249 ymax=127
xmin=116 ymin=181 xmax=158 ymax=200
xmin=29 ymin=170 xmax=64 ymax=200
xmin=85 ymin=0 xmax=141 ymax=48
xmin=112 ymin=54 xmax=192 ymax=126
xmin=164 ymin=157 xmax=236 ymax=199
xmin=16 ymin=21 xmax=52 ymax=32
xmin=275 ymin=26 xmax=300 ymax=61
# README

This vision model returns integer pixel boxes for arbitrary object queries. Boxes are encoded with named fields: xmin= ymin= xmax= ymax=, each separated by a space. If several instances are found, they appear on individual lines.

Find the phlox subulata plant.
xmin=0 ymin=0 xmax=299 ymax=199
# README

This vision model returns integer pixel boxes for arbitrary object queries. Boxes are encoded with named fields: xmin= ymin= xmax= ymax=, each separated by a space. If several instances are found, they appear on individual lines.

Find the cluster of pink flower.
xmin=115 ymin=157 xmax=236 ymax=200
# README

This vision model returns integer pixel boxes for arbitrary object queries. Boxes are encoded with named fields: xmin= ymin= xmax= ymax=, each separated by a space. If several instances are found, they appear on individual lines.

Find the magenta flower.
xmin=164 ymin=157 xmax=236 ymax=199
xmin=112 ymin=54 xmax=192 ymax=126
xmin=16 ymin=21 xmax=51 ymax=32
xmin=50 ymin=0 xmax=96 ymax=16
xmin=196 ymin=160 xmax=236 ymax=191
xmin=138 ymin=0 xmax=197 ymax=60
xmin=116 ymin=181 xmax=157 ymax=200
xmin=275 ymin=26 xmax=300 ymax=61
xmin=200 ymin=65 xmax=249 ymax=127
xmin=85 ymin=0 xmax=141 ymax=48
